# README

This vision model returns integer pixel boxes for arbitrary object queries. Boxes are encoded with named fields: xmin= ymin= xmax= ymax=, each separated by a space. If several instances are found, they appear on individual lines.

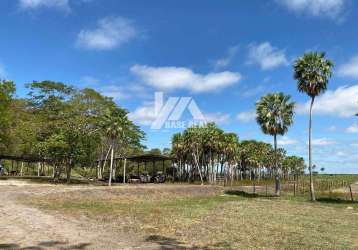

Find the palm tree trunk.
xmin=109 ymin=144 xmax=114 ymax=186
xmin=193 ymin=153 xmax=204 ymax=185
xmin=274 ymin=134 xmax=280 ymax=196
xmin=308 ymin=97 xmax=316 ymax=201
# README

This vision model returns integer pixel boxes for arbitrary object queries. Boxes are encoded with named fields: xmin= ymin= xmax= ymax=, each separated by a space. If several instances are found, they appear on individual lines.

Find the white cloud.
xmin=130 ymin=65 xmax=241 ymax=93
xmin=297 ymin=85 xmax=358 ymax=117
xmin=310 ymin=138 xmax=336 ymax=146
xmin=76 ymin=16 xmax=137 ymax=50
xmin=100 ymin=85 xmax=128 ymax=100
xmin=327 ymin=125 xmax=337 ymax=132
xmin=80 ymin=76 xmax=100 ymax=85
xmin=0 ymin=64 xmax=6 ymax=79
xmin=240 ymin=84 xmax=266 ymax=98
xmin=338 ymin=55 xmax=358 ymax=78
xmin=213 ymin=45 xmax=239 ymax=69
xmin=277 ymin=136 xmax=299 ymax=146
xmin=247 ymin=42 xmax=288 ymax=70
xmin=336 ymin=151 xmax=347 ymax=157
xmin=276 ymin=0 xmax=346 ymax=19
xmin=128 ymin=102 xmax=156 ymax=126
xmin=19 ymin=0 xmax=71 ymax=12
xmin=236 ymin=111 xmax=256 ymax=123
xmin=346 ymin=123 xmax=358 ymax=133
xmin=205 ymin=112 xmax=230 ymax=125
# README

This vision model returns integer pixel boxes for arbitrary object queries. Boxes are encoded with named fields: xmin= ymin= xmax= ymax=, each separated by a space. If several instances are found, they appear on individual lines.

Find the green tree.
xmin=0 ymin=80 xmax=16 ymax=152
xmin=100 ymin=107 xmax=144 ymax=186
xmin=256 ymin=92 xmax=295 ymax=196
xmin=294 ymin=52 xmax=333 ymax=201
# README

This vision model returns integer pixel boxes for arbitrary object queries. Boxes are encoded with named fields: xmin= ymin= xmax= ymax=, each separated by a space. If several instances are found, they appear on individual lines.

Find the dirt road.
xmin=0 ymin=180 xmax=158 ymax=250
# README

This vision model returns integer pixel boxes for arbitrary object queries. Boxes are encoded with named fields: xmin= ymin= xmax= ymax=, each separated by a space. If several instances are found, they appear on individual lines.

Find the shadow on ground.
xmin=0 ymin=241 xmax=91 ymax=250
xmin=316 ymin=197 xmax=358 ymax=204
xmin=146 ymin=235 xmax=233 ymax=250
xmin=224 ymin=189 xmax=277 ymax=198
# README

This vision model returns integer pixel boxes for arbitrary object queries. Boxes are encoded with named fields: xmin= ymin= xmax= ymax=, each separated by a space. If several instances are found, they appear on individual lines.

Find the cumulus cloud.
xmin=276 ymin=0 xmax=346 ymax=19
xmin=130 ymin=65 xmax=241 ymax=93
xmin=346 ymin=123 xmax=358 ymax=133
xmin=310 ymin=138 xmax=336 ymax=145
xmin=19 ymin=0 xmax=71 ymax=12
xmin=277 ymin=136 xmax=299 ymax=146
xmin=247 ymin=42 xmax=288 ymax=70
xmin=204 ymin=112 xmax=230 ymax=125
xmin=338 ymin=55 xmax=358 ymax=78
xmin=128 ymin=102 xmax=156 ymax=126
xmin=76 ymin=16 xmax=137 ymax=50
xmin=297 ymin=85 xmax=358 ymax=117
xmin=213 ymin=45 xmax=239 ymax=69
xmin=236 ymin=111 xmax=256 ymax=123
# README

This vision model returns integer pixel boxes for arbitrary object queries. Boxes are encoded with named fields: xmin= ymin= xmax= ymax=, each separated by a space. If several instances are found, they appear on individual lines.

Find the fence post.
xmin=349 ymin=185 xmax=354 ymax=202
xmin=266 ymin=184 xmax=268 ymax=196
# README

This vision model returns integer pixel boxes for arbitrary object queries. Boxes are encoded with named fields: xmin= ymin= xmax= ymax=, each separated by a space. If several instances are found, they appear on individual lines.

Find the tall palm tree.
xmin=294 ymin=52 xmax=333 ymax=201
xmin=100 ymin=107 xmax=139 ymax=186
xmin=256 ymin=92 xmax=295 ymax=196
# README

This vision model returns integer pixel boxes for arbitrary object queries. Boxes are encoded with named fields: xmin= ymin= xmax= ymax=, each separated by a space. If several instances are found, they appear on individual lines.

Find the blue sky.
xmin=1 ymin=0 xmax=358 ymax=173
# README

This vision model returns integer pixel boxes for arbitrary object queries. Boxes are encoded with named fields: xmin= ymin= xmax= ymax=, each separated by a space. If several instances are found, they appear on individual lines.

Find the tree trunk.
xmin=274 ymin=134 xmax=280 ymax=196
xmin=109 ymin=145 xmax=114 ymax=186
xmin=37 ymin=162 xmax=41 ymax=177
xmin=97 ymin=161 xmax=102 ymax=180
xmin=193 ymin=153 xmax=203 ymax=185
xmin=66 ymin=159 xmax=72 ymax=184
xmin=308 ymin=97 xmax=316 ymax=201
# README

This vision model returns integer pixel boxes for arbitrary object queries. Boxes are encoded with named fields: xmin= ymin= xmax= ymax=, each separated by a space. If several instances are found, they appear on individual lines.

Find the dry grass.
xmin=24 ymin=184 xmax=358 ymax=249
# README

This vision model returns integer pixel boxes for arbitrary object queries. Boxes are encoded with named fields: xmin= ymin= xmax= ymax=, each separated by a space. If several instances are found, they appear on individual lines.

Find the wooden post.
xmin=162 ymin=160 xmax=165 ymax=174
xmin=172 ymin=161 xmax=175 ymax=183
xmin=137 ymin=161 xmax=140 ymax=176
xmin=349 ymin=185 xmax=354 ymax=201
xmin=123 ymin=158 xmax=127 ymax=184
xmin=153 ymin=160 xmax=156 ymax=176
xmin=20 ymin=162 xmax=24 ymax=176
xmin=152 ymin=160 xmax=154 ymax=177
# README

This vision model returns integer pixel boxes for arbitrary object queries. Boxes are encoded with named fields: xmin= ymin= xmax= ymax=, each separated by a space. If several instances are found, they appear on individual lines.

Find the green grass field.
xmin=25 ymin=184 xmax=358 ymax=249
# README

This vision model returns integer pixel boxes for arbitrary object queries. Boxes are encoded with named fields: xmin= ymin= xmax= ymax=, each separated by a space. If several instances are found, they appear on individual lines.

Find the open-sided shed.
xmin=96 ymin=153 xmax=175 ymax=183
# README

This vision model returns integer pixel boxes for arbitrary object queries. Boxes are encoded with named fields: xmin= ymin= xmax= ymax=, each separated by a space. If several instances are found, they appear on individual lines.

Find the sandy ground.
xmin=0 ymin=180 xmax=160 ymax=250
